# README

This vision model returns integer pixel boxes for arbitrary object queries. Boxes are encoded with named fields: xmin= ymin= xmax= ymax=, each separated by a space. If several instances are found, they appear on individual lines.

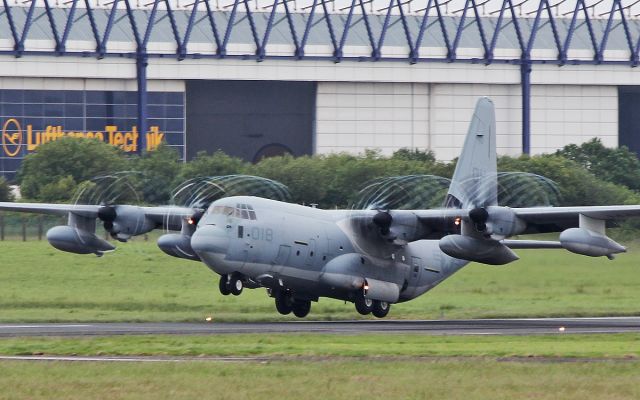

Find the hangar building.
xmin=1 ymin=0 xmax=640 ymax=180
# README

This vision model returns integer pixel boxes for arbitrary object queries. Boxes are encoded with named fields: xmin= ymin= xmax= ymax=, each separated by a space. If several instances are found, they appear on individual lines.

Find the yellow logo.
xmin=1 ymin=118 xmax=165 ymax=157
xmin=2 ymin=118 xmax=23 ymax=157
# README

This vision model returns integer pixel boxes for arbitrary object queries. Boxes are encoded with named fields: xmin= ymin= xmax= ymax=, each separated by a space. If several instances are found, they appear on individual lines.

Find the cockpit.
xmin=208 ymin=203 xmax=257 ymax=220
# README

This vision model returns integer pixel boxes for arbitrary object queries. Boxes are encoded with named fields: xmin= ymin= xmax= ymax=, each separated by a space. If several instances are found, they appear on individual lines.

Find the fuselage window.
xmin=238 ymin=226 xmax=244 ymax=238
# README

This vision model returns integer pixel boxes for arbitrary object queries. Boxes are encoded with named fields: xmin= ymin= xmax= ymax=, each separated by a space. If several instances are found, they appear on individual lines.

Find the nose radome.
xmin=190 ymin=224 xmax=230 ymax=256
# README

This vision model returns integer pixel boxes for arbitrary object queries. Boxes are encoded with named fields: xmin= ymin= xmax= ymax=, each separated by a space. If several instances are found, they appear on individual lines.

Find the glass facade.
xmin=0 ymin=89 xmax=185 ymax=181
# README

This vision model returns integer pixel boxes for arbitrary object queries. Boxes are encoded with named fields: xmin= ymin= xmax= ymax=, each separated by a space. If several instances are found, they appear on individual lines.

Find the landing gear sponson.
xmin=218 ymin=274 xmax=390 ymax=318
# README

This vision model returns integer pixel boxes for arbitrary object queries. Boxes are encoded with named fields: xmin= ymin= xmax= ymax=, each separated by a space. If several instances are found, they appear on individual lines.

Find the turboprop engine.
xmin=438 ymin=206 xmax=526 ymax=265
xmin=98 ymin=205 xmax=156 ymax=242
xmin=157 ymin=210 xmax=202 ymax=261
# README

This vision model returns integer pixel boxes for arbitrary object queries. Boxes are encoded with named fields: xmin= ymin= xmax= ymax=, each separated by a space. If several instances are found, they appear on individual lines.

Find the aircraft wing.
xmin=413 ymin=205 xmax=640 ymax=235
xmin=0 ymin=202 xmax=101 ymax=216
xmin=512 ymin=205 xmax=640 ymax=233
xmin=0 ymin=202 xmax=196 ymax=231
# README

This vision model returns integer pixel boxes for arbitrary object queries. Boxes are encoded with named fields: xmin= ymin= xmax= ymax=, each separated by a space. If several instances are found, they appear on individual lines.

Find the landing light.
xmin=454 ymin=217 xmax=461 ymax=226
xmin=205 ymin=316 xmax=213 ymax=322
xmin=188 ymin=218 xmax=196 ymax=225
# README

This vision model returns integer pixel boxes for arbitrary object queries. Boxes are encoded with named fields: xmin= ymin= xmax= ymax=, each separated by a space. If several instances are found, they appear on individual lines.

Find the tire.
xmin=292 ymin=300 xmax=311 ymax=318
xmin=372 ymin=300 xmax=390 ymax=318
xmin=275 ymin=291 xmax=293 ymax=315
xmin=229 ymin=274 xmax=243 ymax=296
xmin=354 ymin=294 xmax=374 ymax=315
xmin=219 ymin=275 xmax=231 ymax=296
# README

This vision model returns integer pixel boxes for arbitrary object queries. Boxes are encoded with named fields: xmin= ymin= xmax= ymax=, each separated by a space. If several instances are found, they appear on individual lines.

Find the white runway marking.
xmin=0 ymin=355 xmax=265 ymax=363
xmin=0 ymin=325 xmax=92 ymax=329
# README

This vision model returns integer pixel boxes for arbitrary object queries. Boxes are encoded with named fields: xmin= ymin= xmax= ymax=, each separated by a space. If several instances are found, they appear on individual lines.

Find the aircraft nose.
xmin=190 ymin=224 xmax=230 ymax=256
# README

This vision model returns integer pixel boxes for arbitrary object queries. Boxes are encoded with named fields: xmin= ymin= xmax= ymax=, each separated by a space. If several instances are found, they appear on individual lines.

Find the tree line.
xmin=2 ymin=136 xmax=640 ymax=210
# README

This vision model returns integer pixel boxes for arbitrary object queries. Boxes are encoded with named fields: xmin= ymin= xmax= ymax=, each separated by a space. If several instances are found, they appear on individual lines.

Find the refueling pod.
xmin=47 ymin=226 xmax=114 ymax=256
xmin=559 ymin=228 xmax=626 ymax=259
xmin=46 ymin=212 xmax=115 ymax=256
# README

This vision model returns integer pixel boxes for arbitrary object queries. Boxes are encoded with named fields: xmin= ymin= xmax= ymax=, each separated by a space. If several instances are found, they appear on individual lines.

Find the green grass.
xmin=1 ymin=238 xmax=640 ymax=322
xmin=0 ymin=359 xmax=639 ymax=400
xmin=1 ymin=333 xmax=640 ymax=359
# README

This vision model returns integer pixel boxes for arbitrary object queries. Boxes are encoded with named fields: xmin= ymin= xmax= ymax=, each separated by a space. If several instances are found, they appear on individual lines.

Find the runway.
xmin=0 ymin=317 xmax=639 ymax=337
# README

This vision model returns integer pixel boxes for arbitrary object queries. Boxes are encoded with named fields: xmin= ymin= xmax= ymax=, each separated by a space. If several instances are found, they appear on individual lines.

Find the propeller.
xmin=98 ymin=205 xmax=117 ymax=233
xmin=468 ymin=207 xmax=489 ymax=233
xmin=372 ymin=210 xmax=393 ymax=237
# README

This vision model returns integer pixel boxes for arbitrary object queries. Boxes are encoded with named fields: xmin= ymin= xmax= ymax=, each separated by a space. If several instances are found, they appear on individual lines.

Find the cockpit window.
xmin=234 ymin=204 xmax=257 ymax=220
xmin=209 ymin=205 xmax=235 ymax=216
xmin=208 ymin=203 xmax=257 ymax=220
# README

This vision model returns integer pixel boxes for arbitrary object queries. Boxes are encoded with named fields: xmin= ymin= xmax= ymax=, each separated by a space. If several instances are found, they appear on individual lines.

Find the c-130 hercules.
xmin=1 ymin=97 xmax=637 ymax=318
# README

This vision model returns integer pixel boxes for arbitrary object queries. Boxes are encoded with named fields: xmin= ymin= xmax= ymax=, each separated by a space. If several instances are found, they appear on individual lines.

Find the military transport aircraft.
xmin=1 ymin=97 xmax=638 ymax=318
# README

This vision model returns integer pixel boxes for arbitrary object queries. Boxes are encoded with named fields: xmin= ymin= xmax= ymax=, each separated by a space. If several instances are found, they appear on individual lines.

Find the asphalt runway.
xmin=0 ymin=317 xmax=639 ymax=337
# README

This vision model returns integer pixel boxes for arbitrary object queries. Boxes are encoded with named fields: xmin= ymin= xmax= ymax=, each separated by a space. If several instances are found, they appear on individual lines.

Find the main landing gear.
xmin=219 ymin=273 xmax=243 ymax=296
xmin=273 ymin=289 xmax=311 ymax=318
xmin=354 ymin=293 xmax=390 ymax=318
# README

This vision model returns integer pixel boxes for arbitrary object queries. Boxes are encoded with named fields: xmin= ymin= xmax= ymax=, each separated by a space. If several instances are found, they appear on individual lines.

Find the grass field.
xmin=1 ymin=332 xmax=640 ymax=400
xmin=1 ymin=333 xmax=640 ymax=358
xmin=1 ymin=238 xmax=640 ymax=322
xmin=2 ymin=358 xmax=639 ymax=400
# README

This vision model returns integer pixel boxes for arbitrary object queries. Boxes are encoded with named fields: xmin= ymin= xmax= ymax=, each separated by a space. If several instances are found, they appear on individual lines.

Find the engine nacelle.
xmin=485 ymin=206 xmax=526 ymax=239
xmin=439 ymin=234 xmax=519 ymax=265
xmin=99 ymin=205 xmax=156 ymax=241
xmin=46 ymin=225 xmax=115 ymax=256
xmin=559 ymin=228 xmax=626 ymax=258
xmin=157 ymin=233 xmax=200 ymax=261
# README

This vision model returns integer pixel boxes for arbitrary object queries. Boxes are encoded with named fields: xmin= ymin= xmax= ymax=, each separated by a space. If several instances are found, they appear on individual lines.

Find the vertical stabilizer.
xmin=445 ymin=97 xmax=497 ymax=209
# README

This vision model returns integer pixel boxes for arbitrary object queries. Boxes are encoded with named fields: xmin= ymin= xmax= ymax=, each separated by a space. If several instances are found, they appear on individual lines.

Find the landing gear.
xmin=219 ymin=275 xmax=231 ymax=296
xmin=292 ymin=299 xmax=311 ymax=318
xmin=219 ymin=273 xmax=243 ymax=296
xmin=274 ymin=290 xmax=293 ymax=315
xmin=372 ymin=300 xmax=390 ymax=318
xmin=229 ymin=273 xmax=243 ymax=296
xmin=273 ymin=290 xmax=311 ymax=318
xmin=354 ymin=293 xmax=374 ymax=315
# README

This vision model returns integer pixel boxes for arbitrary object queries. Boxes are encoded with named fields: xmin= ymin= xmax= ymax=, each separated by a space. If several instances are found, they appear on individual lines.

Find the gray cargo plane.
xmin=1 ymin=97 xmax=638 ymax=318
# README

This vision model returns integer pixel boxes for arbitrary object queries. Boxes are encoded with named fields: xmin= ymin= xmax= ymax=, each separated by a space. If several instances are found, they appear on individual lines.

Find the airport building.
xmin=2 ymin=0 xmax=640 ymax=180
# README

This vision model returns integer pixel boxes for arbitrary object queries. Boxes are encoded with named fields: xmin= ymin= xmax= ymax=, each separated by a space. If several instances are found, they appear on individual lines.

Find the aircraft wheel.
xmin=229 ymin=274 xmax=243 ymax=296
xmin=292 ymin=299 xmax=311 ymax=318
xmin=354 ymin=294 xmax=374 ymax=315
xmin=372 ymin=300 xmax=390 ymax=318
xmin=219 ymin=275 xmax=231 ymax=296
xmin=275 ymin=291 xmax=293 ymax=315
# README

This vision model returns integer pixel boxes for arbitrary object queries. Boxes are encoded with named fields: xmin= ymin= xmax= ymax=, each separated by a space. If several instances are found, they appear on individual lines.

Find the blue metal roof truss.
xmin=0 ymin=0 xmax=639 ymax=65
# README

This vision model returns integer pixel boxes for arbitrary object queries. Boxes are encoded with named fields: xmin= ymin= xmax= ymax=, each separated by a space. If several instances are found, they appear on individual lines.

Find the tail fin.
xmin=445 ymin=97 xmax=497 ymax=209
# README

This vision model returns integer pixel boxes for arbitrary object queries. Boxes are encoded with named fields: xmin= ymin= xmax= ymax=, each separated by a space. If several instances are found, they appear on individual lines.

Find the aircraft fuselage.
xmin=191 ymin=196 xmax=468 ymax=306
